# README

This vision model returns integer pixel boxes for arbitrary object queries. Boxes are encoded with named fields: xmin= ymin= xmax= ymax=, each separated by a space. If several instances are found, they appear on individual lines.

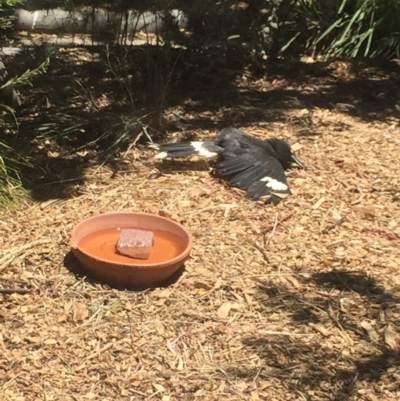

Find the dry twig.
xmin=322 ymin=217 xmax=346 ymax=233
xmin=0 ymin=288 xmax=32 ymax=295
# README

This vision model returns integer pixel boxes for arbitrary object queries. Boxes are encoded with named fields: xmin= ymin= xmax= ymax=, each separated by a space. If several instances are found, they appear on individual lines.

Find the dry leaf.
xmin=44 ymin=338 xmax=58 ymax=345
xmin=384 ymin=324 xmax=399 ymax=352
xmin=153 ymin=383 xmax=165 ymax=392
xmin=229 ymin=302 xmax=242 ymax=311
xmin=166 ymin=340 xmax=176 ymax=354
xmin=309 ymin=323 xmax=330 ymax=337
xmin=73 ymin=302 xmax=89 ymax=322
xmin=312 ymin=197 xmax=326 ymax=210
xmin=332 ymin=209 xmax=342 ymax=220
xmin=157 ymin=289 xmax=172 ymax=298
xmin=285 ymin=275 xmax=300 ymax=288
xmin=194 ymin=281 xmax=213 ymax=290
xmin=360 ymin=321 xmax=380 ymax=343
xmin=243 ymin=292 xmax=253 ymax=306
xmin=216 ymin=381 xmax=225 ymax=392
xmin=236 ymin=380 xmax=248 ymax=391
xmin=177 ymin=357 xmax=184 ymax=370
xmin=155 ymin=322 xmax=165 ymax=335
xmin=214 ymin=277 xmax=222 ymax=289
xmin=353 ymin=205 xmax=376 ymax=217
xmin=26 ymin=336 xmax=41 ymax=343
xmin=217 ymin=302 xmax=232 ymax=319
xmin=291 ymin=143 xmax=304 ymax=152
xmin=57 ymin=315 xmax=67 ymax=323
xmin=40 ymin=199 xmax=61 ymax=210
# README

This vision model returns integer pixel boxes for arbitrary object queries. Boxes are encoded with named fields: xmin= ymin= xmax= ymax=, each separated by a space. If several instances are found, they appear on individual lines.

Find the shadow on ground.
xmin=63 ymin=250 xmax=186 ymax=292
xmin=3 ymin=45 xmax=400 ymax=203
xmin=233 ymin=270 xmax=400 ymax=400
xmin=238 ymin=338 xmax=398 ymax=401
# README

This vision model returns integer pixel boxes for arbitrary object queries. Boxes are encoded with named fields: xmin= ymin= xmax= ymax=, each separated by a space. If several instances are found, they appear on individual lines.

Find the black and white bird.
xmin=149 ymin=127 xmax=306 ymax=204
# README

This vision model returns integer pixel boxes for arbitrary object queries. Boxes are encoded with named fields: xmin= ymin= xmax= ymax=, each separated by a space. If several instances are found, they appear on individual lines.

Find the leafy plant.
xmin=291 ymin=0 xmax=400 ymax=58
xmin=0 ymin=58 xmax=49 ymax=207
xmin=0 ymin=0 xmax=23 ymax=31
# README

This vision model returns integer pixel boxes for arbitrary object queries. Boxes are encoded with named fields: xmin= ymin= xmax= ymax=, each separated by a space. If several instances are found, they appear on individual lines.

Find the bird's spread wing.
xmin=214 ymin=127 xmax=268 ymax=158
xmin=214 ymin=150 xmax=291 ymax=201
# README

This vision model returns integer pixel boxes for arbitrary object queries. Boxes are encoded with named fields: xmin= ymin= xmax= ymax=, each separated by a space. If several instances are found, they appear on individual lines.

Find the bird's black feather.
xmin=227 ymin=166 xmax=268 ymax=188
xmin=149 ymin=127 xmax=305 ymax=204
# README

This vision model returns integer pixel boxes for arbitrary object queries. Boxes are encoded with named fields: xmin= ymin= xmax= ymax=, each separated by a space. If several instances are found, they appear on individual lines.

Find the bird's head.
xmin=267 ymin=138 xmax=306 ymax=170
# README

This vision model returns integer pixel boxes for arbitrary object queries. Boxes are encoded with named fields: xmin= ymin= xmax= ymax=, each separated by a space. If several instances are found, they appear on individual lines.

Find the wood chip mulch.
xmin=1 ymin=59 xmax=400 ymax=401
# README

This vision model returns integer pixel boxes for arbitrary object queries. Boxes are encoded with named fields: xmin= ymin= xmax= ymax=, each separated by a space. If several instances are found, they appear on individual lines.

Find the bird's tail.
xmin=149 ymin=141 xmax=221 ymax=159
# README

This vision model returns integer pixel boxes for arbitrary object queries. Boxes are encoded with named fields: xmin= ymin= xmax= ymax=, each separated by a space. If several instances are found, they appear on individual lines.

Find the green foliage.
xmin=296 ymin=0 xmax=400 ymax=58
xmin=1 ymin=57 xmax=49 ymax=90
xmin=24 ymin=44 xmax=180 ymax=151
xmin=0 ymin=58 xmax=49 ymax=207
xmin=0 ymin=141 xmax=30 ymax=208
xmin=17 ymin=0 xmax=400 ymax=59
xmin=0 ymin=0 xmax=23 ymax=30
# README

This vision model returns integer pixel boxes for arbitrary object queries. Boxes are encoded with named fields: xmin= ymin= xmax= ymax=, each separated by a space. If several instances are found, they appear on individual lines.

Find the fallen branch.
xmin=253 ymin=243 xmax=270 ymax=263
xmin=322 ymin=217 xmax=346 ymax=234
xmin=0 ymin=288 xmax=32 ymax=295
xmin=265 ymin=213 xmax=279 ymax=246
xmin=260 ymin=213 xmax=293 ymax=234
xmin=250 ymin=213 xmax=294 ymax=261
xmin=261 ymin=213 xmax=293 ymax=246
xmin=361 ymin=228 xmax=399 ymax=241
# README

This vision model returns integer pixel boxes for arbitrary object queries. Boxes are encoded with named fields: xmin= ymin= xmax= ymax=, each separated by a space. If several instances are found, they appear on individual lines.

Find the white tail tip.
xmin=154 ymin=151 xmax=168 ymax=159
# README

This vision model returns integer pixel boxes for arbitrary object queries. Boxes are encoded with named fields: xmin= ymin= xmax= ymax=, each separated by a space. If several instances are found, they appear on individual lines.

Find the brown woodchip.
xmin=1 ymin=58 xmax=400 ymax=401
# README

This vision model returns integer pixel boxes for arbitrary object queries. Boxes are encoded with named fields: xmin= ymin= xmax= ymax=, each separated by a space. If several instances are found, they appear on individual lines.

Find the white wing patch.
xmin=260 ymin=176 xmax=288 ymax=192
xmin=190 ymin=141 xmax=219 ymax=158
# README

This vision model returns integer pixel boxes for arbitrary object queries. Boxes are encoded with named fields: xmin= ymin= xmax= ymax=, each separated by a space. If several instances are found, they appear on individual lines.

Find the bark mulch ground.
xmin=1 ymin=54 xmax=400 ymax=401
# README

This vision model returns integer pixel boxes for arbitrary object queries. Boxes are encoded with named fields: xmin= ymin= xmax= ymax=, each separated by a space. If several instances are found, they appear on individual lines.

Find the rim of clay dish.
xmin=70 ymin=211 xmax=193 ymax=268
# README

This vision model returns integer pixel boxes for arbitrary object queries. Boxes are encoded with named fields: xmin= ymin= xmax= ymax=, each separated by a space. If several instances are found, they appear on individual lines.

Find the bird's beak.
xmin=291 ymin=154 xmax=306 ymax=169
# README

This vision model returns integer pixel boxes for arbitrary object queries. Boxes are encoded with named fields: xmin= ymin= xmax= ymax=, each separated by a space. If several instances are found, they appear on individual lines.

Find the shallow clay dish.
xmin=70 ymin=211 xmax=192 ymax=287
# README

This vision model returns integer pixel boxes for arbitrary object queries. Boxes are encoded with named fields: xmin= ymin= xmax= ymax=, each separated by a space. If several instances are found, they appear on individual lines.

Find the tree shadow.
xmin=153 ymin=158 xmax=212 ymax=173
xmin=233 ymin=269 xmax=400 ymax=400
xmin=312 ymin=270 xmax=391 ymax=301
xmin=258 ymin=269 xmax=398 ymax=332
xmin=181 ymin=57 xmax=400 ymax=132
xmin=4 ymin=43 xmax=400 ymax=203
xmin=236 ymin=337 xmax=399 ymax=401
